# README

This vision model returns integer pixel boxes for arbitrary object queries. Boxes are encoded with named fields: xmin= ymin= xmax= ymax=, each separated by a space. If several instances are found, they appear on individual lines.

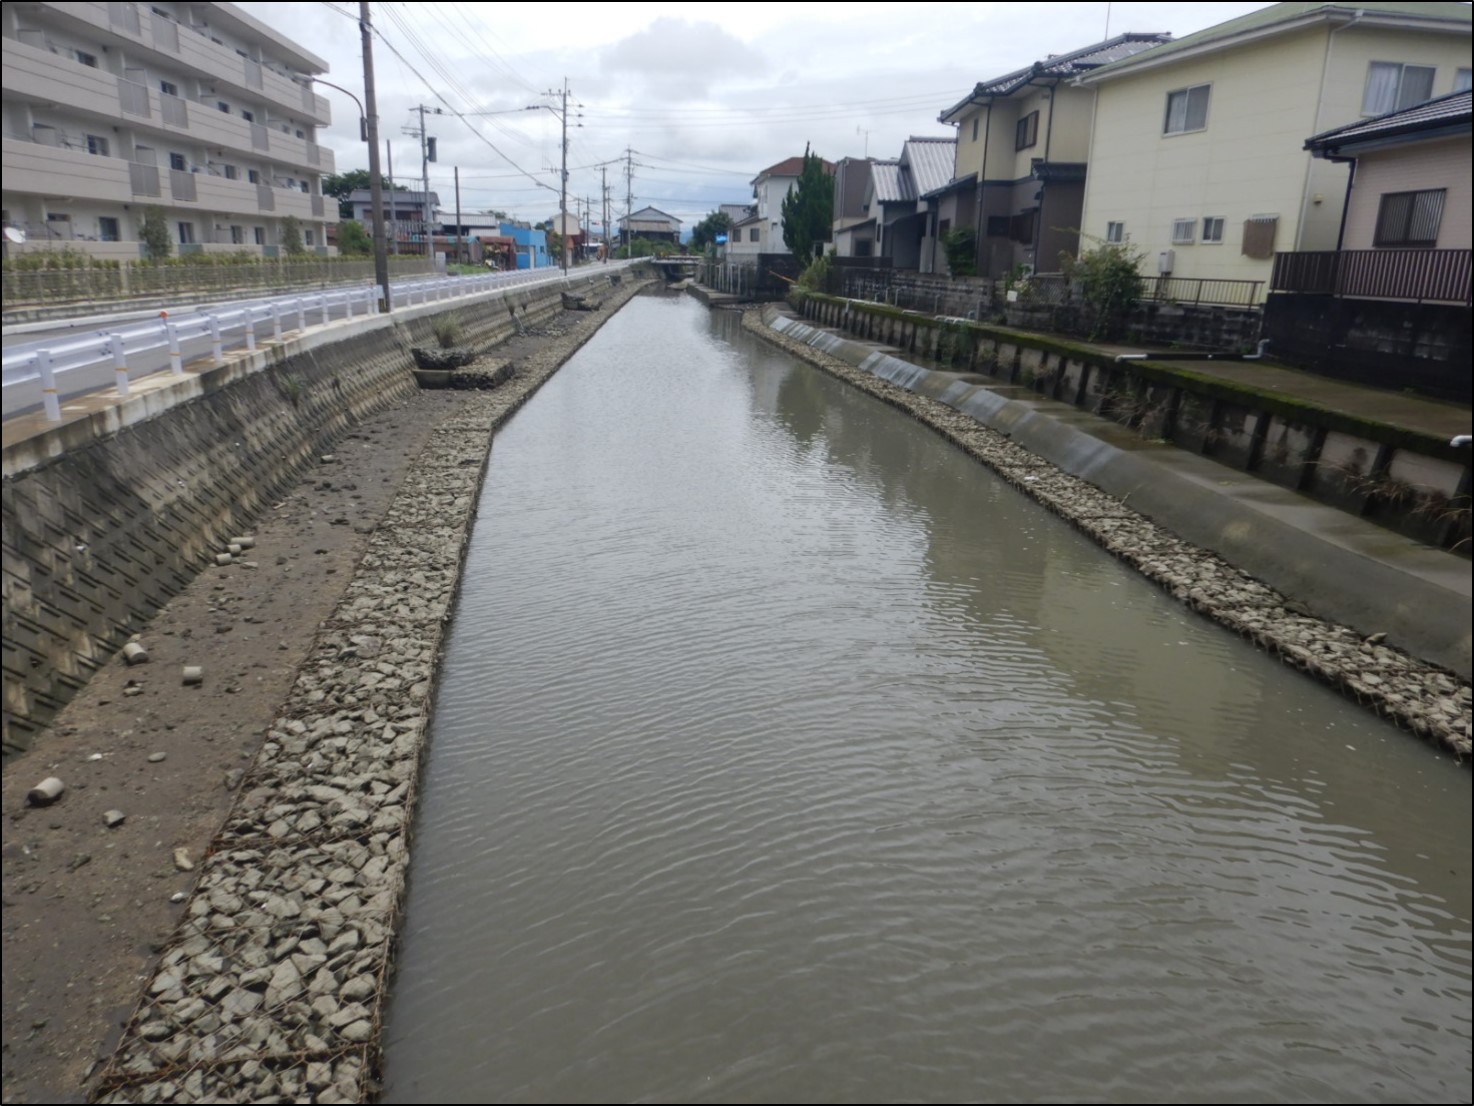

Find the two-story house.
xmin=2 ymin=1 xmax=335 ymax=260
xmin=1075 ymin=2 xmax=1472 ymax=287
xmin=729 ymin=154 xmax=835 ymax=258
xmin=859 ymin=137 xmax=954 ymax=270
xmin=934 ymin=33 xmax=1172 ymax=279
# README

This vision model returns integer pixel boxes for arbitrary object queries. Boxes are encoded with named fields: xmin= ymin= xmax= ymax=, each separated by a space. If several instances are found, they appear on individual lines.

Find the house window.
xmin=159 ymin=79 xmax=178 ymax=96
xmin=1171 ymin=218 xmax=1196 ymax=245
xmin=217 ymin=101 xmax=229 ymax=112
xmin=177 ymin=221 xmax=194 ymax=244
xmin=1105 ymin=221 xmax=1125 ymax=243
xmin=1202 ymin=217 xmax=1225 ymax=244
xmin=75 ymin=50 xmax=99 ymax=67
xmin=230 ymin=224 xmax=244 ymax=244
xmin=1374 ymin=189 xmax=1445 ymax=247
xmin=248 ymin=168 xmax=260 ymax=183
xmin=938 ymin=218 xmax=951 ymax=236
xmin=304 ymin=229 xmax=314 ymax=246
xmin=300 ymin=181 xmax=309 ymax=193
xmin=223 ymin=164 xmax=237 ymax=180
xmin=169 ymin=152 xmax=187 ymax=170
xmin=254 ymin=226 xmax=266 ymax=245
xmin=1362 ymin=62 xmax=1435 ymax=115
xmin=1164 ymin=84 xmax=1210 ymax=134
xmin=1241 ymin=214 xmax=1278 ymax=259
xmin=241 ymin=110 xmax=254 ymax=122
xmin=1015 ymin=110 xmax=1039 ymax=150
xmin=1455 ymin=68 xmax=1472 ymax=93
xmin=1011 ymin=209 xmax=1037 ymax=244
xmin=986 ymin=215 xmax=1012 ymax=238
xmin=86 ymin=134 xmax=110 ymax=157
xmin=971 ymin=117 xmax=979 ymax=142
xmin=98 ymin=216 xmax=120 ymax=241
xmin=749 ymin=227 xmax=759 ymax=242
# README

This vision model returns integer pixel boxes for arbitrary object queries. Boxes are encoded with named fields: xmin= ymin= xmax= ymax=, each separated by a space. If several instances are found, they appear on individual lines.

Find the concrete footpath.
xmin=743 ymin=301 xmax=1471 ymax=756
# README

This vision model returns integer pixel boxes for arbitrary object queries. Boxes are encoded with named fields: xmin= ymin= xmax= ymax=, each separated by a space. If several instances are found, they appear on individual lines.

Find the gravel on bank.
xmin=0 ymin=276 xmax=652 ymax=1106
xmin=742 ymin=306 xmax=1472 ymax=760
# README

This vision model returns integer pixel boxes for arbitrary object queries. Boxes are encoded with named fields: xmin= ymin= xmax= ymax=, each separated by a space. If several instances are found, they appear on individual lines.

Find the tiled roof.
xmin=903 ymin=136 xmax=957 ymax=198
xmin=941 ymin=32 xmax=1171 ymax=118
xmin=1078 ymin=3 xmax=1471 ymax=83
xmin=1306 ymin=89 xmax=1472 ymax=155
xmin=752 ymin=155 xmax=837 ymax=183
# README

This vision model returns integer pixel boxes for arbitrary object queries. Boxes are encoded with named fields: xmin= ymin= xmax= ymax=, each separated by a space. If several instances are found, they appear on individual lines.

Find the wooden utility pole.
xmin=454 ymin=164 xmax=462 ymax=265
xmin=358 ymin=1 xmax=390 ymax=311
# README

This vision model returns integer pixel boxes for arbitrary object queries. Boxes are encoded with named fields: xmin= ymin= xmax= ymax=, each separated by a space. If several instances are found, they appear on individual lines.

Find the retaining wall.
xmin=1 ymin=269 xmax=623 ymax=756
xmin=795 ymin=292 xmax=1471 ymax=553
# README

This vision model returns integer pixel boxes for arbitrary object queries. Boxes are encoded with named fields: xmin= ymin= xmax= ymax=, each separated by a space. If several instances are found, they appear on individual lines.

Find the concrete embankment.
xmin=2 ymin=268 xmax=625 ymax=757
xmin=741 ymin=304 xmax=1471 ymax=758
xmin=76 ymin=275 xmax=653 ymax=1103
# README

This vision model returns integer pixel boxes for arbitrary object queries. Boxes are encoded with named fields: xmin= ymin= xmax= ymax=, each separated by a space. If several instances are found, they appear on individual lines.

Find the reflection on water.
xmin=384 ymin=295 xmax=1471 ymax=1105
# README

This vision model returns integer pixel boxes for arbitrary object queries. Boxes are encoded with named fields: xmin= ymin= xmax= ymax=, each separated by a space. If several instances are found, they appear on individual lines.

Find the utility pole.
xmin=624 ymin=148 xmax=633 ymax=251
xmin=454 ymin=165 xmax=462 ymax=265
xmin=557 ymin=79 xmax=569 ymax=273
xmin=359 ymin=1 xmax=389 ymax=312
xmin=601 ymin=166 xmax=609 ymax=261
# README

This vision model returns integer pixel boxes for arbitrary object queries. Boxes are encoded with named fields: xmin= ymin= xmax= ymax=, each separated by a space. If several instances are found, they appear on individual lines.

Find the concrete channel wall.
xmin=1 ymin=269 xmax=618 ymax=757
xmin=796 ymin=292 xmax=1471 ymax=553
xmin=751 ymin=304 xmax=1471 ymax=732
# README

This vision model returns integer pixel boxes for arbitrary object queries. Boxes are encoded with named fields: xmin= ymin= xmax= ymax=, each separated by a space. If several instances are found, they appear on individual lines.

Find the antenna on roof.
xmin=856 ymin=125 xmax=871 ymax=157
xmin=1104 ymin=1 xmax=1111 ymax=40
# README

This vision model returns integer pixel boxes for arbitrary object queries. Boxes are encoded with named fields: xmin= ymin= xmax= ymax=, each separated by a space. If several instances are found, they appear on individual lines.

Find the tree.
xmin=780 ymin=144 xmax=833 ymax=262
xmin=689 ymin=210 xmax=732 ymax=253
xmin=337 ymin=219 xmax=372 ymax=255
xmin=140 ymin=206 xmax=172 ymax=261
xmin=1059 ymin=235 xmax=1146 ymax=340
xmin=281 ymin=215 xmax=306 ymax=256
xmin=322 ymin=170 xmax=409 ymax=219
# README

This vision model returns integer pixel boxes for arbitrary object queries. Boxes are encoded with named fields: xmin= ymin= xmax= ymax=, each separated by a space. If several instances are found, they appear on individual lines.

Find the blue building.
xmin=500 ymin=222 xmax=550 ymax=269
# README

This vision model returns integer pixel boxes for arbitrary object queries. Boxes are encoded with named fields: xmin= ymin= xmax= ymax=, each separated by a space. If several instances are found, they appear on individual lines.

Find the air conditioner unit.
xmin=1157 ymin=249 xmax=1175 ymax=274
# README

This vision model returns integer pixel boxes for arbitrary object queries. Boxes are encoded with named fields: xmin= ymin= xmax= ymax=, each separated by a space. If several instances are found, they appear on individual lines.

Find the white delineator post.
xmin=110 ymin=334 xmax=130 ymax=396
xmin=37 ymin=349 xmax=61 ymax=421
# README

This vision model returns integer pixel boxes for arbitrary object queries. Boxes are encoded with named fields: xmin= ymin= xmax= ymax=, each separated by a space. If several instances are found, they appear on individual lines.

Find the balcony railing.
xmin=169 ymin=168 xmax=197 ymax=203
xmin=130 ymin=161 xmax=161 ymax=197
xmin=1271 ymin=248 xmax=1472 ymax=305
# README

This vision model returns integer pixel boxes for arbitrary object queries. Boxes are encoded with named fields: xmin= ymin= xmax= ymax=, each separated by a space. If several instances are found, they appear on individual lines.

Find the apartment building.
xmin=2 ymin=1 xmax=334 ymax=260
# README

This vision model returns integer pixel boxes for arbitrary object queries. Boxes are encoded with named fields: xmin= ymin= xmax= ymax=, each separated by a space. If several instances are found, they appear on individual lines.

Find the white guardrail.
xmin=2 ymin=262 xmax=634 ymax=421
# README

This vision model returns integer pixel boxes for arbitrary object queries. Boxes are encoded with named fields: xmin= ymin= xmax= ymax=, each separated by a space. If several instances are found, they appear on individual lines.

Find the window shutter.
xmin=1241 ymin=216 xmax=1278 ymax=259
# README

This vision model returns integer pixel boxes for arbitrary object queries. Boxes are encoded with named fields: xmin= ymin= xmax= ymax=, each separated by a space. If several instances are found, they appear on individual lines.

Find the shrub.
xmin=431 ymin=311 xmax=462 ymax=349
xmin=1060 ymin=235 xmax=1146 ymax=340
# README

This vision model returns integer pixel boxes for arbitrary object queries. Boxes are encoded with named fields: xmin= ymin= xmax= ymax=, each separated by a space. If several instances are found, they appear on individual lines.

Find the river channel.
xmin=383 ymin=294 xmax=1470 ymax=1104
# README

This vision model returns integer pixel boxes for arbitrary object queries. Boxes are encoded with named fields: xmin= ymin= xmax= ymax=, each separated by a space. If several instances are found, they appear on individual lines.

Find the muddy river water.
xmin=383 ymin=294 xmax=1470 ymax=1104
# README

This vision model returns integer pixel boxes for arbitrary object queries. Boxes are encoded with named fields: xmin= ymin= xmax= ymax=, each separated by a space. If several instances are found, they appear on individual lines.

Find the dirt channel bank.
xmin=1 ymin=277 xmax=653 ymax=1104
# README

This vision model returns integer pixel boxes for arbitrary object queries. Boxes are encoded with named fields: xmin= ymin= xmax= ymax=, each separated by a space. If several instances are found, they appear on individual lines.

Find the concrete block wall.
xmin=2 ymin=270 xmax=623 ymax=756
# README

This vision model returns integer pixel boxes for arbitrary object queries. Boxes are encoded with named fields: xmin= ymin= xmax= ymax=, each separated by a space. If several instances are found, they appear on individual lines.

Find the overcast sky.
xmin=237 ymin=2 xmax=1275 ymax=229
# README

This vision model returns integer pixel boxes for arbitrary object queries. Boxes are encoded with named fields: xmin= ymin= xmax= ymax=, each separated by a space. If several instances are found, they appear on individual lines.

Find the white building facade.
xmin=2 ymin=1 xmax=335 ymax=260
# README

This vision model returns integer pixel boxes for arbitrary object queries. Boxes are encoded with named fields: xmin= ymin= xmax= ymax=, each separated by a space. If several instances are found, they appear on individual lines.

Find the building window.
xmin=98 ymin=216 xmax=120 ymax=241
xmin=159 ymin=80 xmax=178 ymax=96
xmin=1011 ymin=209 xmax=1037 ymax=244
xmin=1454 ymin=68 xmax=1472 ymax=93
xmin=86 ymin=135 xmax=111 ymax=157
xmin=1362 ymin=62 xmax=1435 ymax=115
xmin=169 ymin=152 xmax=187 ymax=171
xmin=300 ymin=181 xmax=309 ymax=193
xmin=749 ymin=227 xmax=759 ymax=242
xmin=1202 ymin=217 xmax=1225 ymax=244
xmin=217 ymin=101 xmax=230 ymax=112
xmin=1171 ymin=218 xmax=1196 ymax=245
xmin=177 ymin=221 xmax=194 ymax=244
xmin=241 ymin=110 xmax=254 ymax=122
xmin=1374 ymin=189 xmax=1445 ymax=247
xmin=254 ymin=226 xmax=266 ymax=245
xmin=1241 ymin=214 xmax=1278 ymax=259
xmin=223 ymin=164 xmax=237 ymax=180
xmin=986 ymin=215 xmax=1012 ymax=238
xmin=248 ymin=168 xmax=260 ymax=183
xmin=1164 ymin=85 xmax=1210 ymax=134
xmin=971 ymin=117 xmax=979 ymax=142
xmin=1105 ymin=221 xmax=1124 ymax=243
xmin=75 ymin=50 xmax=99 ymax=67
xmin=230 ymin=225 xmax=244 ymax=244
xmin=1015 ymin=110 xmax=1039 ymax=150
xmin=304 ymin=229 xmax=314 ymax=246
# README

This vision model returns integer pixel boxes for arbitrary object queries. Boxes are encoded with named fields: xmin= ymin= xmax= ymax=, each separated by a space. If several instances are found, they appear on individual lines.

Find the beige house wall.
xmin=1342 ymin=135 xmax=1473 ymax=250
xmin=1079 ymin=21 xmax=1471 ymax=282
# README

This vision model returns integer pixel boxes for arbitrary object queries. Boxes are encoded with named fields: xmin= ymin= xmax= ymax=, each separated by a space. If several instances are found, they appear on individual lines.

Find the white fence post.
xmin=207 ymin=314 xmax=223 ymax=365
xmin=297 ymin=299 xmax=306 ymax=332
xmin=244 ymin=310 xmax=257 ymax=352
xmin=270 ymin=304 xmax=282 ymax=342
xmin=110 ymin=334 xmax=131 ymax=397
xmin=166 ymin=321 xmax=183 ymax=374
xmin=320 ymin=296 xmax=330 ymax=326
xmin=37 ymin=349 xmax=61 ymax=422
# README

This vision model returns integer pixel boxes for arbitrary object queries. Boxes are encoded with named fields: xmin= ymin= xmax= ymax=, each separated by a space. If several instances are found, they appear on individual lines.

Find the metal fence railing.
xmin=1 ymin=256 xmax=437 ymax=306
xmin=2 ymin=261 xmax=636 ymax=421
xmin=1271 ymin=248 xmax=1471 ymax=304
